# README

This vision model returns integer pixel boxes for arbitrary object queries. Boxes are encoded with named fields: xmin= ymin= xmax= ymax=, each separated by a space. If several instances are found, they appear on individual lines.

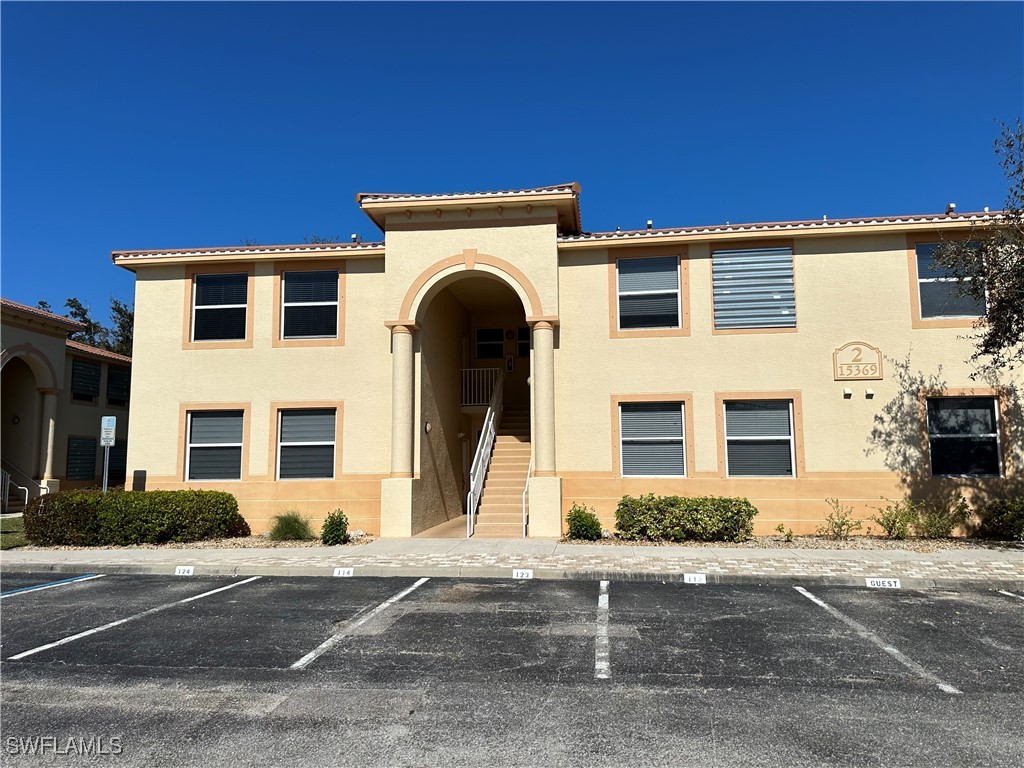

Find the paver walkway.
xmin=2 ymin=538 xmax=1022 ymax=588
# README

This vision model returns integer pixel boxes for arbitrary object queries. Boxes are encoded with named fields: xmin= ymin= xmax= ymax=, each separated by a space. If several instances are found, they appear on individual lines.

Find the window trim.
xmin=618 ymin=401 xmax=687 ymax=478
xmin=920 ymin=387 xmax=1006 ymax=478
xmin=907 ymin=233 xmax=984 ymax=329
xmin=715 ymin=391 xmax=805 ymax=478
xmin=710 ymin=239 xmax=798 ymax=336
xmin=178 ymin=403 xmax=250 ymax=481
xmin=607 ymin=246 xmax=689 ymax=339
xmin=610 ymin=393 xmax=695 ymax=478
xmin=272 ymin=259 xmax=347 ymax=348
xmin=269 ymin=401 xmax=344 ymax=481
xmin=182 ymin=265 xmax=255 ymax=350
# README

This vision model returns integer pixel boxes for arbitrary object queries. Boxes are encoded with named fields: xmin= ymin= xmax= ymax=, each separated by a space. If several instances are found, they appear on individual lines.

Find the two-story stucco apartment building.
xmin=112 ymin=184 xmax=1021 ymax=538
xmin=2 ymin=299 xmax=132 ymax=509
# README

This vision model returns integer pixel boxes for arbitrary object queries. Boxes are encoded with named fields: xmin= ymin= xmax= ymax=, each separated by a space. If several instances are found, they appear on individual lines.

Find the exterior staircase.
xmin=473 ymin=409 xmax=530 ymax=538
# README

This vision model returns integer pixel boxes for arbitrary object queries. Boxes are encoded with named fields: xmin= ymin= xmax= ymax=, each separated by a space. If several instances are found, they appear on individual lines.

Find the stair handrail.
xmin=0 ymin=458 xmax=42 ymax=491
xmin=0 ymin=458 xmax=42 ymax=512
xmin=466 ymin=371 xmax=504 ymax=538
xmin=521 ymin=457 xmax=532 ymax=538
xmin=1 ymin=468 xmax=29 ymax=514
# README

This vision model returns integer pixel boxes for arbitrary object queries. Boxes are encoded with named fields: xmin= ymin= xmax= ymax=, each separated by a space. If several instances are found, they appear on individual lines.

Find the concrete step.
xmin=472 ymin=522 xmax=523 ymax=538
xmin=495 ymin=435 xmax=530 ymax=443
xmin=491 ymin=456 xmax=530 ymax=466
xmin=481 ymin=489 xmax=522 ymax=502
xmin=475 ymin=512 xmax=522 ymax=525
xmin=478 ymin=503 xmax=522 ymax=515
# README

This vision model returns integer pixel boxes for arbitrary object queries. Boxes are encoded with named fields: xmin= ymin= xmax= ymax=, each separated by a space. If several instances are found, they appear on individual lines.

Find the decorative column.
xmin=532 ymin=321 xmax=556 ymax=476
xmin=381 ymin=323 xmax=416 ymax=537
xmin=38 ymin=389 xmax=59 ymax=492
xmin=389 ymin=324 xmax=415 ymax=478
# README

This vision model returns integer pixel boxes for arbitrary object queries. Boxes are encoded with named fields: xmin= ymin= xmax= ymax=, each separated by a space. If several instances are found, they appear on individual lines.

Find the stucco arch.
xmin=397 ymin=249 xmax=544 ymax=325
xmin=1 ymin=344 xmax=58 ymax=391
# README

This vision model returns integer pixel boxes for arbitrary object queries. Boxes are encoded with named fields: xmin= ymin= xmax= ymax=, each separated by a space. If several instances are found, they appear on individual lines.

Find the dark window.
xmin=71 ymin=360 xmax=101 ymax=403
xmin=278 ymin=409 xmax=336 ymax=479
xmin=476 ymin=328 xmax=504 ymax=359
xmin=927 ymin=397 xmax=1000 ymax=476
xmin=107 ymin=442 xmax=128 ymax=486
xmin=193 ymin=274 xmax=247 ymax=341
xmin=283 ymin=270 xmax=339 ymax=339
xmin=617 ymin=256 xmax=680 ymax=329
xmin=107 ymin=366 xmax=130 ymax=407
xmin=517 ymin=327 xmax=530 ymax=358
xmin=66 ymin=437 xmax=97 ymax=480
xmin=187 ymin=411 xmax=243 ymax=480
xmin=725 ymin=400 xmax=794 ymax=477
xmin=620 ymin=402 xmax=686 ymax=476
xmin=712 ymin=247 xmax=796 ymax=329
xmin=915 ymin=243 xmax=986 ymax=318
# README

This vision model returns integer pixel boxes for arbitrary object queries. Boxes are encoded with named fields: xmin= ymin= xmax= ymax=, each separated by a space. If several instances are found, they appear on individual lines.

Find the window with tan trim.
xmin=282 ymin=270 xmax=339 ymax=339
xmin=277 ymin=408 xmax=336 ymax=480
xmin=724 ymin=400 xmax=795 ymax=477
xmin=619 ymin=401 xmax=686 ymax=476
xmin=914 ymin=242 xmax=985 ymax=319
xmin=186 ymin=410 xmax=243 ymax=480
xmin=616 ymin=256 xmax=681 ymax=330
xmin=192 ymin=274 xmax=248 ymax=341
xmin=926 ymin=396 xmax=1001 ymax=476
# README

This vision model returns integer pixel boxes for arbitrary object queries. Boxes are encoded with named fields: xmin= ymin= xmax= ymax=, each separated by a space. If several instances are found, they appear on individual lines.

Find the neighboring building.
xmin=112 ymin=184 xmax=1020 ymax=537
xmin=1 ymin=299 xmax=132 ymax=508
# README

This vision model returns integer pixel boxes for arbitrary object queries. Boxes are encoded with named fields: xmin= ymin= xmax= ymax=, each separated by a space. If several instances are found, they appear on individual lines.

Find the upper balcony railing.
xmin=461 ymin=368 xmax=503 ymax=407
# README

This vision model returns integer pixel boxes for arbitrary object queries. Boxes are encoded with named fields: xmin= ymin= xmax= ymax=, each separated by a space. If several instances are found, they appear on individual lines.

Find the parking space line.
xmin=290 ymin=577 xmax=429 ymax=671
xmin=6 ymin=576 xmax=262 ymax=661
xmin=595 ymin=580 xmax=610 ymax=679
xmin=997 ymin=590 xmax=1024 ymax=602
xmin=1 ymin=574 xmax=105 ymax=598
xmin=793 ymin=586 xmax=962 ymax=695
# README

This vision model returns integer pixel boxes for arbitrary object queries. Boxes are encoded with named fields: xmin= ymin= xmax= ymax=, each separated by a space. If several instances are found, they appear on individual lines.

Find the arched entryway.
xmin=1 ymin=346 xmax=60 ymax=502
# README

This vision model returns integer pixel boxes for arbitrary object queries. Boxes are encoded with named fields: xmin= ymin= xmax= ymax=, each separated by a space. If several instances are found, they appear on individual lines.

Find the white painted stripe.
xmin=794 ymin=586 xmax=961 ymax=695
xmin=290 ymin=577 xmax=429 ymax=671
xmin=595 ymin=580 xmax=610 ymax=680
xmin=1 ymin=574 xmax=105 ymax=598
xmin=6 ymin=576 xmax=262 ymax=661
xmin=997 ymin=590 xmax=1024 ymax=602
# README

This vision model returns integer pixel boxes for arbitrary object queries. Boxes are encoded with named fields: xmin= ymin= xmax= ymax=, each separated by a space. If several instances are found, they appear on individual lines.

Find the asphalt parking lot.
xmin=1 ymin=572 xmax=1021 ymax=767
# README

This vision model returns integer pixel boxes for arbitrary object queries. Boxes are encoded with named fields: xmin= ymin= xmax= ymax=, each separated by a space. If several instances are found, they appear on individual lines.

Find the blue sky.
xmin=2 ymin=2 xmax=1022 ymax=325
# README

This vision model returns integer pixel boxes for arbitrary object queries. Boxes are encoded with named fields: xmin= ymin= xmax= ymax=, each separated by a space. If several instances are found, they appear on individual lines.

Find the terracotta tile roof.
xmin=356 ymin=183 xmax=580 ymax=204
xmin=1 ymin=298 xmax=86 ymax=330
xmin=111 ymin=241 xmax=384 ymax=261
xmin=66 ymin=339 xmax=132 ymax=364
xmin=559 ymin=211 xmax=1000 ymax=243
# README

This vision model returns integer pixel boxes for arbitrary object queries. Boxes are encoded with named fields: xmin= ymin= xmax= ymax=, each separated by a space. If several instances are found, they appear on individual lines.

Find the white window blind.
xmin=617 ymin=256 xmax=680 ymax=330
xmin=620 ymin=402 xmax=686 ymax=476
xmin=724 ymin=400 xmax=794 ymax=476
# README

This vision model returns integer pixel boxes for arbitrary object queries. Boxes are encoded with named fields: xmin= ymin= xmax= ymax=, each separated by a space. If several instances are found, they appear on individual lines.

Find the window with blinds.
xmin=724 ymin=400 xmax=794 ymax=477
xmin=712 ymin=247 xmax=796 ymax=329
xmin=66 ymin=437 xmax=97 ymax=480
xmin=187 ymin=410 xmax=243 ymax=480
xmin=278 ymin=409 xmax=336 ymax=479
xmin=106 ymin=366 xmax=130 ymax=407
xmin=616 ymin=256 xmax=680 ymax=330
xmin=619 ymin=402 xmax=686 ymax=476
xmin=927 ymin=397 xmax=1000 ymax=476
xmin=282 ymin=270 xmax=339 ymax=338
xmin=71 ymin=359 xmax=101 ymax=403
xmin=193 ymin=274 xmax=248 ymax=341
xmin=915 ymin=243 xmax=986 ymax=318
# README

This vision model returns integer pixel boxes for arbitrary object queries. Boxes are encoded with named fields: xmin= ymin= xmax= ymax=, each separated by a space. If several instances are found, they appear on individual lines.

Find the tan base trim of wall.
xmin=137 ymin=474 xmax=387 ymax=535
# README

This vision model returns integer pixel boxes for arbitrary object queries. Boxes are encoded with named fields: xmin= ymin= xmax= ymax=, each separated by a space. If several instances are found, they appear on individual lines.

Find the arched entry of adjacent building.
xmin=1 ymin=347 xmax=60 ymax=503
xmin=382 ymin=251 xmax=559 ymax=539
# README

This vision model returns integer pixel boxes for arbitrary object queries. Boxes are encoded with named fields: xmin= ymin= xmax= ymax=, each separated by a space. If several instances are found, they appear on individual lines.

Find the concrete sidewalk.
xmin=2 ymin=537 xmax=1022 ymax=589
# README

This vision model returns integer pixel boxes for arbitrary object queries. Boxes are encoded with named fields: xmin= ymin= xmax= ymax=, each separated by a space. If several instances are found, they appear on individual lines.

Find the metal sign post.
xmin=100 ymin=416 xmax=116 ymax=493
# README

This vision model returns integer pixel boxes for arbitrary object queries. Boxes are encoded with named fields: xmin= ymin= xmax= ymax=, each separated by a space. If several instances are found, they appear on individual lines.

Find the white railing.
xmin=1 ymin=468 xmax=29 ymax=514
xmin=466 ymin=372 xmax=504 ymax=538
xmin=521 ymin=457 xmax=532 ymax=538
xmin=461 ymin=367 xmax=503 ymax=407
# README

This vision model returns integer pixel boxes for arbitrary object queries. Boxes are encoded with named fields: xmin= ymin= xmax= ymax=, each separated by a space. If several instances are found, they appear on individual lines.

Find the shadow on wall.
xmin=866 ymin=353 xmax=1024 ymax=522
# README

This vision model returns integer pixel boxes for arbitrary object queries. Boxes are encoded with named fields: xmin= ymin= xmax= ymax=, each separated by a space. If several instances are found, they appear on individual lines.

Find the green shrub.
xmin=915 ymin=494 xmax=970 ymax=539
xmin=566 ymin=503 xmax=602 ymax=541
xmin=268 ymin=511 xmax=317 ymax=541
xmin=870 ymin=497 xmax=919 ymax=540
xmin=775 ymin=523 xmax=794 ymax=542
xmin=817 ymin=498 xmax=863 ymax=540
xmin=614 ymin=494 xmax=757 ymax=543
xmin=975 ymin=497 xmax=1024 ymax=541
xmin=23 ymin=489 xmax=248 ymax=546
xmin=321 ymin=509 xmax=350 ymax=545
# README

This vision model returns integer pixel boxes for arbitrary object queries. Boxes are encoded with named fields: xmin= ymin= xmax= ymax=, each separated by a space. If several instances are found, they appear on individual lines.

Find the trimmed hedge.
xmin=615 ymin=494 xmax=758 ymax=542
xmin=23 ymin=489 xmax=249 ymax=546
xmin=566 ymin=503 xmax=602 ymax=541
xmin=976 ymin=497 xmax=1024 ymax=541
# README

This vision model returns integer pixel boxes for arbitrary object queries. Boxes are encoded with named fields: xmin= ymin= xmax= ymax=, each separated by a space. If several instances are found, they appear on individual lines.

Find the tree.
xmin=64 ymin=298 xmax=107 ymax=348
xmin=33 ymin=297 xmax=134 ymax=357
xmin=106 ymin=298 xmax=134 ymax=357
xmin=934 ymin=119 xmax=1024 ymax=375
xmin=35 ymin=300 xmax=53 ymax=313
xmin=303 ymin=234 xmax=345 ymax=244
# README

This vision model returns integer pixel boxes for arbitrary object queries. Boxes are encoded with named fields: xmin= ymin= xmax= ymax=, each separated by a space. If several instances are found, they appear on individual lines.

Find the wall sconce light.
xmin=424 ymin=422 xmax=432 ymax=434
xmin=843 ymin=388 xmax=853 ymax=399
xmin=11 ymin=416 xmax=20 ymax=425
xmin=865 ymin=389 xmax=875 ymax=399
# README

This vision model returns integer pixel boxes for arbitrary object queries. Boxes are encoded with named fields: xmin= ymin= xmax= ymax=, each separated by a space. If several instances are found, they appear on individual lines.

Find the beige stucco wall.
xmin=125 ymin=256 xmax=391 ymax=534
xmin=556 ymin=233 xmax=1023 ymax=534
